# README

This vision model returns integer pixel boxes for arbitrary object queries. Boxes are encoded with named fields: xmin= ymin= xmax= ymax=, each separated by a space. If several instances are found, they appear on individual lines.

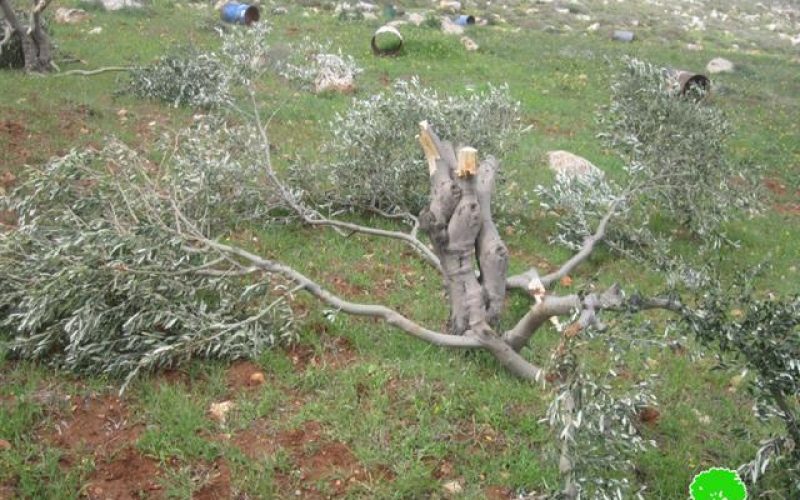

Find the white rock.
xmin=387 ymin=19 xmax=408 ymax=27
xmin=460 ymin=36 xmax=479 ymax=51
xmin=439 ymin=1 xmax=461 ymax=14
xmin=586 ymin=22 xmax=599 ymax=32
xmin=442 ymin=480 xmax=463 ymax=495
xmin=575 ymin=14 xmax=591 ymax=22
xmin=547 ymin=151 xmax=604 ymax=178
xmin=209 ymin=401 xmax=235 ymax=423
xmin=363 ymin=11 xmax=377 ymax=20
xmin=407 ymin=12 xmax=425 ymax=26
xmin=686 ymin=43 xmax=703 ymax=51
xmin=441 ymin=18 xmax=464 ymax=35
xmin=100 ymin=0 xmax=142 ymax=11
xmin=87 ymin=26 xmax=103 ymax=35
xmin=356 ymin=1 xmax=377 ymax=12
xmin=706 ymin=57 xmax=734 ymax=74
xmin=54 ymin=8 xmax=90 ymax=24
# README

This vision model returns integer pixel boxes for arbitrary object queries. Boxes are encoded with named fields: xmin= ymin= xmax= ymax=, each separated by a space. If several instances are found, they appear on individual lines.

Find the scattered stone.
xmin=442 ymin=480 xmax=463 ymax=495
xmin=441 ymin=17 xmax=464 ymax=35
xmin=99 ymin=0 xmax=143 ymax=11
xmin=438 ymin=1 xmax=461 ymax=14
xmin=249 ymin=372 xmax=266 ymax=385
xmin=612 ymin=30 xmax=634 ymax=42
xmin=87 ymin=27 xmax=103 ymax=35
xmin=315 ymin=55 xmax=357 ymax=93
xmin=271 ymin=6 xmax=288 ymax=15
xmin=0 ymin=439 xmax=11 ymax=451
xmin=547 ymin=150 xmax=604 ymax=178
xmin=586 ymin=22 xmax=599 ymax=32
xmin=387 ymin=19 xmax=408 ymax=27
xmin=54 ymin=7 xmax=90 ymax=24
xmin=363 ymin=11 xmax=378 ymax=20
xmin=706 ymin=57 xmax=734 ymax=74
xmin=686 ymin=43 xmax=703 ymax=51
xmin=209 ymin=401 xmax=235 ymax=424
xmin=355 ymin=1 xmax=377 ymax=12
xmin=692 ymin=408 xmax=712 ymax=425
xmin=460 ymin=36 xmax=478 ymax=51
xmin=407 ymin=12 xmax=425 ymax=26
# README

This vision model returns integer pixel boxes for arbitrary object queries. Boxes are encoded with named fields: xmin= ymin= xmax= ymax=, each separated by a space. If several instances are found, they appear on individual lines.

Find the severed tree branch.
xmin=504 ymin=285 xmax=683 ymax=352
xmin=507 ymin=200 xmax=619 ymax=292
xmin=54 ymin=66 xmax=133 ymax=77
xmin=246 ymin=93 xmax=443 ymax=273
xmin=191 ymin=235 xmax=481 ymax=349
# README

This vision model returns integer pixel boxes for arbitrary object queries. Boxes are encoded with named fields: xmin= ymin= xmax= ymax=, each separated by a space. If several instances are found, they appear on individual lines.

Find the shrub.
xmin=0 ymin=118 xmax=294 ymax=388
xmin=125 ymin=48 xmax=234 ymax=108
xmin=537 ymin=58 xmax=762 ymax=280
xmin=295 ymin=78 xmax=520 ymax=213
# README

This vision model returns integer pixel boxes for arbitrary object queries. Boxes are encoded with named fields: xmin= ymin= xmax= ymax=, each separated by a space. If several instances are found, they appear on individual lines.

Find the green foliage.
xmin=0 ymin=119 xmax=295 ymax=387
xmin=538 ymin=58 xmax=762 ymax=285
xmin=295 ymin=78 xmax=520 ymax=213
xmin=600 ymin=58 xmax=762 ymax=241
xmin=684 ymin=277 xmax=800 ymax=490
xmin=124 ymin=48 xmax=234 ymax=108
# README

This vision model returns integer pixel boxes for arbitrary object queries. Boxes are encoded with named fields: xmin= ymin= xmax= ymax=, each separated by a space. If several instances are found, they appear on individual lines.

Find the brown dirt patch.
xmin=326 ymin=273 xmax=366 ymax=297
xmin=226 ymin=360 xmax=267 ymax=392
xmin=83 ymin=446 xmax=163 ymax=500
xmin=775 ymin=202 xmax=800 ymax=215
xmin=48 ymin=394 xmax=139 ymax=455
xmin=764 ymin=177 xmax=787 ymax=196
xmin=194 ymin=458 xmax=232 ymax=500
xmin=486 ymin=485 xmax=514 ymax=499
xmin=286 ymin=336 xmax=357 ymax=372
xmin=233 ymin=420 xmax=391 ymax=498
xmin=42 ymin=394 xmax=166 ymax=499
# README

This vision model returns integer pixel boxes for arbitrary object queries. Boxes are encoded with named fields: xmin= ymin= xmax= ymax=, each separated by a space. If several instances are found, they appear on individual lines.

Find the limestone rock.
xmin=460 ymin=36 xmax=478 ymax=51
xmin=706 ymin=57 xmax=734 ymax=74
xmin=547 ymin=151 xmax=603 ymax=178
xmin=99 ymin=0 xmax=143 ymax=11
xmin=54 ymin=8 xmax=90 ymax=24
xmin=408 ymin=12 xmax=425 ymax=26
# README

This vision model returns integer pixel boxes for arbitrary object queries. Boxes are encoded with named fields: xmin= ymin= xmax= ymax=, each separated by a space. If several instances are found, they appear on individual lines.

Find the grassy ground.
xmin=1 ymin=0 xmax=799 ymax=498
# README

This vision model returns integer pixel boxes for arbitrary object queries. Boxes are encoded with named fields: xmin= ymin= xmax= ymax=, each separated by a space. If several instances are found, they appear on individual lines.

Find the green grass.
xmin=1 ymin=0 xmax=799 ymax=497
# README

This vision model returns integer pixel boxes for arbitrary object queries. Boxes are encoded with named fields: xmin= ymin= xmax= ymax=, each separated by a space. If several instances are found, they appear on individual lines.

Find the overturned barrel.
xmin=371 ymin=25 xmax=404 ymax=56
xmin=454 ymin=15 xmax=475 ymax=26
xmin=221 ymin=3 xmax=260 ymax=25
xmin=666 ymin=69 xmax=710 ymax=98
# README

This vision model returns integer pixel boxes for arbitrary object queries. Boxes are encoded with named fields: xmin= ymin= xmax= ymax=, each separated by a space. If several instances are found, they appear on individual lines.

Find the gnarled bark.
xmin=0 ymin=0 xmax=53 ymax=73
xmin=418 ymin=121 xmax=509 ymax=337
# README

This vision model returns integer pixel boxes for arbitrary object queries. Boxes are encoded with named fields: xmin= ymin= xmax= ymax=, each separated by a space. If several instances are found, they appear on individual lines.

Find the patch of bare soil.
xmin=43 ymin=394 xmax=164 ymax=499
xmin=233 ymin=420 xmax=391 ymax=498
xmin=286 ymin=336 xmax=357 ymax=372
xmin=486 ymin=485 xmax=514 ymax=499
xmin=194 ymin=458 xmax=232 ymax=500
xmin=226 ymin=360 xmax=268 ymax=392
xmin=83 ymin=446 xmax=163 ymax=500
xmin=775 ymin=202 xmax=800 ymax=215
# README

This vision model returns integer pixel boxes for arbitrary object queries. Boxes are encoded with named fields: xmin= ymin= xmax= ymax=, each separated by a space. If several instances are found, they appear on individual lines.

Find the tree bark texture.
xmin=0 ymin=0 xmax=53 ymax=72
xmin=417 ymin=121 xmax=509 ymax=337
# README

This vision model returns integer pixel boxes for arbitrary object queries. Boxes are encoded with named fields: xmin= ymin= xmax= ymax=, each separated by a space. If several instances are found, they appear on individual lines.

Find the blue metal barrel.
xmin=221 ymin=3 xmax=260 ymax=25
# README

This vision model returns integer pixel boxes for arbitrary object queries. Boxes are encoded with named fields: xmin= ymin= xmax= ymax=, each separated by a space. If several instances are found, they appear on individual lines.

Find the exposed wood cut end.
xmin=457 ymin=147 xmax=478 ymax=178
xmin=418 ymin=121 xmax=440 ymax=176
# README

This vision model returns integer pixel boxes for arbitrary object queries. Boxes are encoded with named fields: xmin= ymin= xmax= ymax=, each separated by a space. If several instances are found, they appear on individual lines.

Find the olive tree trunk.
xmin=0 ymin=0 xmax=53 ymax=73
